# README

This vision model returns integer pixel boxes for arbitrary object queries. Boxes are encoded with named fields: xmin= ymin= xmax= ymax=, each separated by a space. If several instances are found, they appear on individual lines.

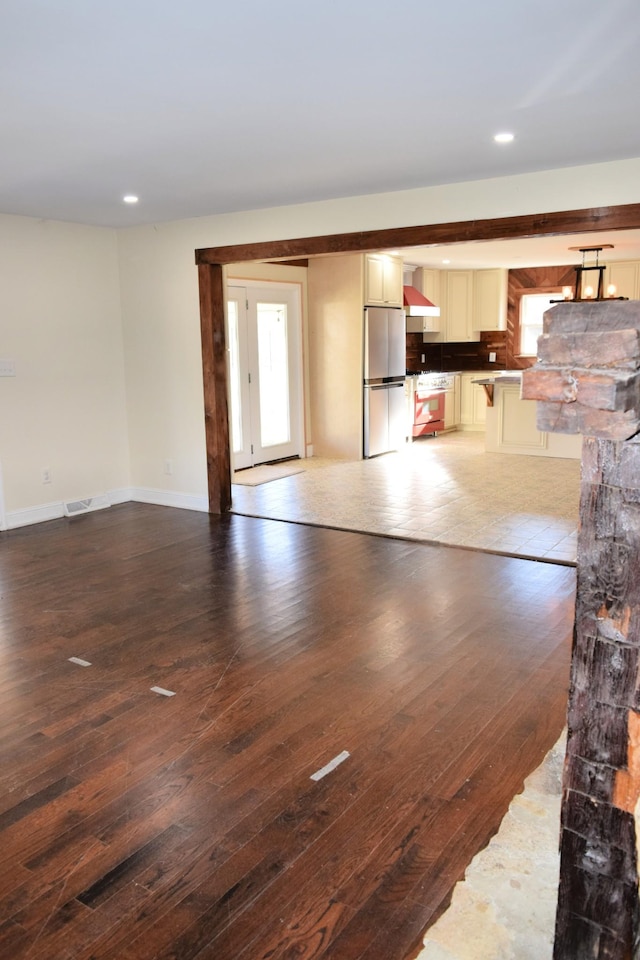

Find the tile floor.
xmin=231 ymin=432 xmax=580 ymax=564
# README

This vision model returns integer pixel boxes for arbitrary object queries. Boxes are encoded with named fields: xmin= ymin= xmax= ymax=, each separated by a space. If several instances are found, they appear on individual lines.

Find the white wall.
xmin=116 ymin=238 xmax=312 ymax=510
xmin=117 ymin=157 xmax=640 ymax=502
xmin=0 ymin=214 xmax=130 ymax=528
xmin=307 ymin=255 xmax=364 ymax=459
xmin=116 ymin=224 xmax=208 ymax=511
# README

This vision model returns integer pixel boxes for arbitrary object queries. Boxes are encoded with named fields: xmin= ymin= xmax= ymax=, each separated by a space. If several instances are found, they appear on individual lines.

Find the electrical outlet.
xmin=489 ymin=352 xmax=497 ymax=363
xmin=42 ymin=467 xmax=52 ymax=484
xmin=0 ymin=359 xmax=16 ymax=377
xmin=421 ymin=354 xmax=425 ymax=363
xmin=163 ymin=459 xmax=173 ymax=476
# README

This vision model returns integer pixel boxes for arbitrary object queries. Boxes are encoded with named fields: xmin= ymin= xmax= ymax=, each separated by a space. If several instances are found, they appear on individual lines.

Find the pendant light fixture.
xmin=554 ymin=246 xmax=628 ymax=302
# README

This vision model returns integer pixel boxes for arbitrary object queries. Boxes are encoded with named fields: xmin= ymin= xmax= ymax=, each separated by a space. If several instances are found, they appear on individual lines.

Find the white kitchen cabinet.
xmin=419 ymin=268 xmax=496 ymax=342
xmin=473 ymin=268 xmax=507 ymax=331
xmin=605 ymin=260 xmax=640 ymax=300
xmin=485 ymin=382 xmax=582 ymax=459
xmin=444 ymin=375 xmax=461 ymax=430
xmin=406 ymin=313 xmax=440 ymax=334
xmin=441 ymin=271 xmax=480 ymax=342
xmin=460 ymin=372 xmax=487 ymax=430
xmin=417 ymin=268 xmax=441 ymax=308
xmin=364 ymin=254 xmax=403 ymax=307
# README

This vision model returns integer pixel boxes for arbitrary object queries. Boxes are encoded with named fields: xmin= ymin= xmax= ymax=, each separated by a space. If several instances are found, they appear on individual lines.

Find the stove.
xmin=406 ymin=371 xmax=457 ymax=390
xmin=405 ymin=372 xmax=457 ymax=438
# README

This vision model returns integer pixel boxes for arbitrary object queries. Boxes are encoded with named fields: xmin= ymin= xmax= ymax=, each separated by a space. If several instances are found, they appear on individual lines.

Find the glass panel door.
xmin=225 ymin=294 xmax=253 ymax=469
xmin=227 ymin=284 xmax=303 ymax=469
xmin=256 ymin=301 xmax=291 ymax=449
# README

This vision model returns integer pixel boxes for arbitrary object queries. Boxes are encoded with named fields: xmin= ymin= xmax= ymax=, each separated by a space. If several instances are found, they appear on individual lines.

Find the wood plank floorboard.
xmin=0 ymin=503 xmax=575 ymax=960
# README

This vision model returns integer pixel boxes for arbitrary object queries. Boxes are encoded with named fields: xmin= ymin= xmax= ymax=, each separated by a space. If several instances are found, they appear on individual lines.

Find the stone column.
xmin=522 ymin=301 xmax=640 ymax=959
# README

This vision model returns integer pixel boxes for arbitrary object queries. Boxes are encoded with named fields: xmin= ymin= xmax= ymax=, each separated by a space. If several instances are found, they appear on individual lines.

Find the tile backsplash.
xmin=406 ymin=331 xmax=507 ymax=372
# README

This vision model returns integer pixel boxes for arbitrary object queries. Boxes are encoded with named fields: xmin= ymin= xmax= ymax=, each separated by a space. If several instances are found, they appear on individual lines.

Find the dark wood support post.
xmin=522 ymin=301 xmax=640 ymax=959
xmin=197 ymin=262 xmax=231 ymax=514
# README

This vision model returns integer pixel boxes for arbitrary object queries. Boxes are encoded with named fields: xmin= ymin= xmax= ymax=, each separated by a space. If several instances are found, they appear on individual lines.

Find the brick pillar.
xmin=523 ymin=301 xmax=640 ymax=959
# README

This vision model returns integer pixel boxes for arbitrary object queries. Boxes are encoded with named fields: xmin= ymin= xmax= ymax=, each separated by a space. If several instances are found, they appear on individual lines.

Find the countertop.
xmin=405 ymin=370 xmax=463 ymax=377
xmin=472 ymin=372 xmax=523 ymax=386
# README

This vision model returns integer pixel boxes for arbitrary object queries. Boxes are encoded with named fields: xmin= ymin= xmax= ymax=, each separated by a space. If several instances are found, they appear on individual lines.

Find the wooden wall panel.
xmin=506 ymin=266 xmax=576 ymax=370
xmin=406 ymin=333 xmax=507 ymax=373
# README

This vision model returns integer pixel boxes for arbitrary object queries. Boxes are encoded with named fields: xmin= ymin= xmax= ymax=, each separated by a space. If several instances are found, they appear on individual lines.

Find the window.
xmin=519 ymin=293 xmax=558 ymax=356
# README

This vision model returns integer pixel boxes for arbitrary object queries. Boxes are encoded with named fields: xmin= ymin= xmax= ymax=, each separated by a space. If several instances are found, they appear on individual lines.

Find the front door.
xmin=226 ymin=283 xmax=303 ymax=470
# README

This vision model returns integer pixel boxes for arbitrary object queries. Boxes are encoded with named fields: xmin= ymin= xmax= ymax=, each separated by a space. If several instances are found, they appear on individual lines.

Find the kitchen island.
xmin=473 ymin=372 xmax=582 ymax=459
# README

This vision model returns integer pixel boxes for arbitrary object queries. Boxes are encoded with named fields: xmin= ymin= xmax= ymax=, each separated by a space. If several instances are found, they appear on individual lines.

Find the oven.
xmin=407 ymin=373 xmax=455 ymax=438
xmin=413 ymin=386 xmax=445 ymax=436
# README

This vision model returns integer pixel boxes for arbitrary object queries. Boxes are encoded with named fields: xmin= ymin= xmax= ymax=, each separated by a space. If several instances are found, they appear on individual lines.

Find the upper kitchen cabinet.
xmin=473 ymin=269 xmax=507 ymax=331
xmin=606 ymin=260 xmax=640 ymax=300
xmin=442 ymin=270 xmax=479 ymax=342
xmin=417 ymin=267 xmax=441 ymax=308
xmin=364 ymin=254 xmax=403 ymax=307
xmin=419 ymin=267 xmax=505 ymax=342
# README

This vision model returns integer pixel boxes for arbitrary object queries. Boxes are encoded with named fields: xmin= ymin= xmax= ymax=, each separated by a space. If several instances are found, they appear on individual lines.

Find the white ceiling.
xmin=2 ymin=0 xmax=640 ymax=230
xmin=392 ymin=229 xmax=640 ymax=271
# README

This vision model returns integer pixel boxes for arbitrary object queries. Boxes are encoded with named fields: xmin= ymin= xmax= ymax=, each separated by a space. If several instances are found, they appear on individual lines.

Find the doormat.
xmin=232 ymin=464 xmax=304 ymax=486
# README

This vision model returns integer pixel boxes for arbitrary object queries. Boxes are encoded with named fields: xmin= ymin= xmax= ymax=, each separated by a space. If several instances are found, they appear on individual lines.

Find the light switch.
xmin=0 ymin=359 xmax=16 ymax=376
xmin=489 ymin=352 xmax=497 ymax=363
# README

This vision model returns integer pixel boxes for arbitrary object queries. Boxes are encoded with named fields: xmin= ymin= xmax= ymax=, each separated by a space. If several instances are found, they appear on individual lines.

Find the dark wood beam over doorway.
xmin=195 ymin=202 xmax=640 ymax=513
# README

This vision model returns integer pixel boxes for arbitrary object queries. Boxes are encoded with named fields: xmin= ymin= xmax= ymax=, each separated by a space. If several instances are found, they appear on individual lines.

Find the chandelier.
xmin=557 ymin=245 xmax=628 ymax=302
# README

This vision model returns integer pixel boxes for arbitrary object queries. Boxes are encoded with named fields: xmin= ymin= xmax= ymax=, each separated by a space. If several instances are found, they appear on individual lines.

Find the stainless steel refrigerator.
xmin=363 ymin=306 xmax=406 ymax=458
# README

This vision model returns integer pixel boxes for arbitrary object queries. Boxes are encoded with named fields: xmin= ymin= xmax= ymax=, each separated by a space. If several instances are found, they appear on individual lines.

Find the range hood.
xmin=403 ymin=285 xmax=440 ymax=317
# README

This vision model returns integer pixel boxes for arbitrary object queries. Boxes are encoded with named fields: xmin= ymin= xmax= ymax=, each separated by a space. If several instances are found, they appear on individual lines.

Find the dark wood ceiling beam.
xmin=195 ymin=203 xmax=640 ymax=266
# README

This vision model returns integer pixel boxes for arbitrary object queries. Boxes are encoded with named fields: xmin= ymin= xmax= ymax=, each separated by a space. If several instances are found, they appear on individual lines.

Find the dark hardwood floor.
xmin=0 ymin=504 xmax=575 ymax=960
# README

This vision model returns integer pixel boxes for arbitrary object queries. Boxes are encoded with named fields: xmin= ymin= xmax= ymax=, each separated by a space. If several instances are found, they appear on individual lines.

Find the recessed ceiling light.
xmin=123 ymin=194 xmax=139 ymax=204
xmin=494 ymin=132 xmax=514 ymax=144
xmin=442 ymin=259 xmax=451 ymax=264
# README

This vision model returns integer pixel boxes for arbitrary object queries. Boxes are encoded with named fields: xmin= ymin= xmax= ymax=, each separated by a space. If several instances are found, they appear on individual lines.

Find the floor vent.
xmin=63 ymin=495 xmax=110 ymax=518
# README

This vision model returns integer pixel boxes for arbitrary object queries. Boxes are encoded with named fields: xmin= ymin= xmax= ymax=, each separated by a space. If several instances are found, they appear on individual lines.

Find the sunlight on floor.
xmin=231 ymin=433 xmax=580 ymax=563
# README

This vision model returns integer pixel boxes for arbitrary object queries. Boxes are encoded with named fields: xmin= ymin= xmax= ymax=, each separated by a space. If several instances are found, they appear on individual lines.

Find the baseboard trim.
xmin=3 ymin=486 xmax=209 ymax=531
xmin=108 ymin=487 xmax=134 ymax=505
xmin=130 ymin=487 xmax=209 ymax=513
xmin=6 ymin=501 xmax=65 ymax=529
xmin=7 ymin=489 xmax=133 ymax=530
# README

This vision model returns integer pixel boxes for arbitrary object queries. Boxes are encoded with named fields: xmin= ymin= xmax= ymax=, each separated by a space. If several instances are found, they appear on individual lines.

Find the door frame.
xmin=196 ymin=202 xmax=640 ymax=513
xmin=226 ymin=280 xmax=304 ymax=470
